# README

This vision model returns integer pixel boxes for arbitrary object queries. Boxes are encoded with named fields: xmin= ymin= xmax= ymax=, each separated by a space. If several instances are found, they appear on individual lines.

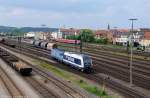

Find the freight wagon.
xmin=33 ymin=40 xmax=57 ymax=50
xmin=0 ymin=48 xmax=32 ymax=75
xmin=12 ymin=61 xmax=32 ymax=75
xmin=0 ymin=38 xmax=16 ymax=48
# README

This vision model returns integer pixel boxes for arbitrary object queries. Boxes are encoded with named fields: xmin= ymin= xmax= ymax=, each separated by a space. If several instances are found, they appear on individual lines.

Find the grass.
xmin=33 ymin=60 xmax=113 ymax=98
xmin=75 ymin=79 xmax=112 ymax=98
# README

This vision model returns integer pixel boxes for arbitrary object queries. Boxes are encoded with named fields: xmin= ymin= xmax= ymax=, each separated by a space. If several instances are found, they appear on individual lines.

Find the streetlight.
xmin=41 ymin=24 xmax=47 ymax=40
xmin=80 ymin=34 xmax=83 ymax=53
xmin=128 ymin=18 xmax=138 ymax=87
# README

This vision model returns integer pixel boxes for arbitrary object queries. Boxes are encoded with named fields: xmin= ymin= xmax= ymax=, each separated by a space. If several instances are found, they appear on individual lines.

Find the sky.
xmin=0 ymin=0 xmax=150 ymax=29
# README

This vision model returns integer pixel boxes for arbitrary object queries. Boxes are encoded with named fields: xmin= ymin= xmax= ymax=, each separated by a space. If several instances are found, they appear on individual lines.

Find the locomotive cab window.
xmin=60 ymin=53 xmax=64 ymax=56
xmin=83 ymin=56 xmax=92 ymax=66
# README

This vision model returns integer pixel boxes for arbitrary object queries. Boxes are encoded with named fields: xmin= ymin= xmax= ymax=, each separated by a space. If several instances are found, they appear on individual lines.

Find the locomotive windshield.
xmin=83 ymin=56 xmax=92 ymax=67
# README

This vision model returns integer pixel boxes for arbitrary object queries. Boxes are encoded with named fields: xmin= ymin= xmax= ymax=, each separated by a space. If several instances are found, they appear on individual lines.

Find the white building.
xmin=51 ymin=29 xmax=62 ymax=39
xmin=113 ymin=31 xmax=144 ymax=46
xmin=25 ymin=32 xmax=35 ymax=38
xmin=113 ymin=32 xmax=130 ymax=46
xmin=34 ymin=32 xmax=47 ymax=40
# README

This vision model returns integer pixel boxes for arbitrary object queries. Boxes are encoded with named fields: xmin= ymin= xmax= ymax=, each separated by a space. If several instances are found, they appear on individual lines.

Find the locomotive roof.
xmin=64 ymin=52 xmax=89 ymax=57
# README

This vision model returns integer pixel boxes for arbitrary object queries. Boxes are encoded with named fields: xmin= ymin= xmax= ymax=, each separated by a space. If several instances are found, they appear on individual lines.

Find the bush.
xmin=95 ymin=38 xmax=108 ymax=44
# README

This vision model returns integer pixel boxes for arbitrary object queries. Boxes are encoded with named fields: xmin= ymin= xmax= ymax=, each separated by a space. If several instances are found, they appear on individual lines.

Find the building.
xmin=113 ymin=31 xmax=130 ymax=46
xmin=25 ymin=32 xmax=35 ymax=38
xmin=95 ymin=30 xmax=108 ymax=39
xmin=139 ymin=32 xmax=150 ymax=46
xmin=139 ymin=28 xmax=150 ymax=32
xmin=113 ymin=31 xmax=144 ymax=46
xmin=60 ymin=28 xmax=80 ymax=38
xmin=23 ymin=28 xmax=60 ymax=40
xmin=94 ymin=29 xmax=133 ymax=44
xmin=34 ymin=32 xmax=47 ymax=40
xmin=51 ymin=29 xmax=62 ymax=39
xmin=95 ymin=30 xmax=113 ymax=43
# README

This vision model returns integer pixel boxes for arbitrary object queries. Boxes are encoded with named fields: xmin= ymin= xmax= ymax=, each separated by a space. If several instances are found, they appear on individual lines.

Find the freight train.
xmin=33 ymin=40 xmax=57 ymax=50
xmin=1 ymin=38 xmax=92 ymax=73
xmin=0 ymin=48 xmax=32 ymax=75
xmin=33 ymin=40 xmax=92 ymax=72
xmin=51 ymin=48 xmax=92 ymax=72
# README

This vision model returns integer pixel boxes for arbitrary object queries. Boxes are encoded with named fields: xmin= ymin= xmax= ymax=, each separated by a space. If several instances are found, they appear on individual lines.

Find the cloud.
xmin=10 ymin=8 xmax=26 ymax=16
xmin=0 ymin=0 xmax=150 ymax=28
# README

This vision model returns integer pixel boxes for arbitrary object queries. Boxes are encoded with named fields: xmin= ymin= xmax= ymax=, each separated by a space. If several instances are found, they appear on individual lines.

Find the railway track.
xmin=58 ymin=42 xmax=150 ymax=57
xmin=25 ymin=62 xmax=91 ymax=98
xmin=30 ymin=66 xmax=90 ymax=98
xmin=0 ymin=44 xmax=93 ymax=98
xmin=61 ymin=45 xmax=150 ymax=73
xmin=0 ymin=39 xmax=148 ymax=98
xmin=0 ymin=47 xmax=58 ymax=98
xmin=59 ymin=45 xmax=150 ymax=89
xmin=59 ymin=43 xmax=150 ymax=61
xmin=90 ymin=74 xmax=148 ymax=98
xmin=0 ymin=61 xmax=23 ymax=97
xmin=24 ymin=76 xmax=59 ymax=98
xmin=59 ymin=44 xmax=150 ymax=75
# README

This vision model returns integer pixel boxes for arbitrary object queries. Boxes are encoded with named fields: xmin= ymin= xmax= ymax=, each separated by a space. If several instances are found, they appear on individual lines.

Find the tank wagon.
xmin=34 ymin=40 xmax=42 ymax=48
xmin=40 ymin=41 xmax=48 ymax=49
xmin=33 ymin=40 xmax=57 ymax=50
xmin=0 ymin=48 xmax=32 ymax=75
xmin=51 ymin=49 xmax=92 ymax=72
xmin=46 ymin=43 xmax=57 ymax=50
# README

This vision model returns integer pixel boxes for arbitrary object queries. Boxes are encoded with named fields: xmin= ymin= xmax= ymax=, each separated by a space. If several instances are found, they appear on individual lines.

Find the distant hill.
xmin=20 ymin=27 xmax=58 ymax=33
xmin=0 ymin=26 xmax=16 ymax=32
xmin=0 ymin=26 xmax=59 ymax=33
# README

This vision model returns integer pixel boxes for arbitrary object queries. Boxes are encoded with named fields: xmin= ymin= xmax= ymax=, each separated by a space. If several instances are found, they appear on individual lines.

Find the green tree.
xmin=79 ymin=29 xmax=95 ymax=42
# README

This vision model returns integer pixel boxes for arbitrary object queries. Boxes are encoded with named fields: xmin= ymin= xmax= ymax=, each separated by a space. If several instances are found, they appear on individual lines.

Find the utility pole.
xmin=128 ymin=18 xmax=138 ymax=87
xmin=80 ymin=34 xmax=83 ymax=53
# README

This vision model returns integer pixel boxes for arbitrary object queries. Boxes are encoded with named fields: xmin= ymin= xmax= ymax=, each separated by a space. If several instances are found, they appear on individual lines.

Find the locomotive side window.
xmin=74 ymin=58 xmax=81 ymax=65
xmin=64 ymin=55 xmax=75 ymax=62
xmin=64 ymin=55 xmax=81 ymax=65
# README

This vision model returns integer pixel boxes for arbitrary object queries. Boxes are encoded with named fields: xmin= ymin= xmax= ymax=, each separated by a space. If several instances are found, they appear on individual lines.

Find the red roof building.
xmin=140 ymin=32 xmax=150 ymax=46
xmin=60 ymin=28 xmax=81 ymax=38
xmin=94 ymin=30 xmax=114 ymax=43
xmin=95 ymin=30 xmax=109 ymax=38
xmin=144 ymin=32 xmax=150 ymax=40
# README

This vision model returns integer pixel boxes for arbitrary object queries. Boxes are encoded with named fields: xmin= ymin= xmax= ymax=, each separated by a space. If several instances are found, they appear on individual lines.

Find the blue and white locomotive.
xmin=51 ymin=49 xmax=93 ymax=72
